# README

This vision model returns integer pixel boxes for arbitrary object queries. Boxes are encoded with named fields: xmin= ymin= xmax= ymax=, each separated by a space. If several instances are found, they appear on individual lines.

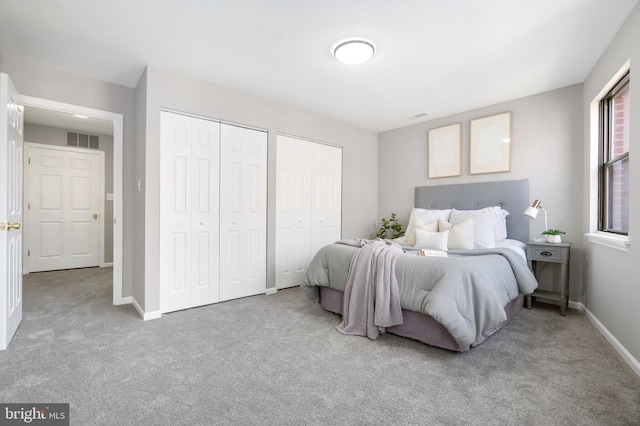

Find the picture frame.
xmin=427 ymin=123 xmax=461 ymax=178
xmin=469 ymin=112 xmax=511 ymax=174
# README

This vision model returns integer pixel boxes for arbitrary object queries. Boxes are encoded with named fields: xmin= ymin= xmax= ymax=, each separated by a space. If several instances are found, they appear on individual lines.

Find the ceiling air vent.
xmin=67 ymin=131 xmax=100 ymax=150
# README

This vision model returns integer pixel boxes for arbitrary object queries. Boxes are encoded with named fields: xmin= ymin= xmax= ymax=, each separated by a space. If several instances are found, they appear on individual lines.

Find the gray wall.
xmin=23 ymin=123 xmax=114 ymax=264
xmin=4 ymin=57 xmax=136 ymax=299
xmin=582 ymin=3 xmax=640 ymax=365
xmin=378 ymin=84 xmax=584 ymax=302
xmin=135 ymin=66 xmax=378 ymax=313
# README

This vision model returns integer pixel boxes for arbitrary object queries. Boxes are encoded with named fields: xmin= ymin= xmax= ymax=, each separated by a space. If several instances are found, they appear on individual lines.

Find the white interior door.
xmin=159 ymin=111 xmax=220 ymax=313
xmin=310 ymin=143 xmax=342 ymax=256
xmin=26 ymin=144 xmax=102 ymax=272
xmin=275 ymin=135 xmax=312 ymax=289
xmin=219 ymin=123 xmax=267 ymax=302
xmin=1 ymin=73 xmax=23 ymax=350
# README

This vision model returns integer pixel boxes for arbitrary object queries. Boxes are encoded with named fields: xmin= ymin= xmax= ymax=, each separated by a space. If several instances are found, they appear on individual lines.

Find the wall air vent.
xmin=67 ymin=131 xmax=100 ymax=149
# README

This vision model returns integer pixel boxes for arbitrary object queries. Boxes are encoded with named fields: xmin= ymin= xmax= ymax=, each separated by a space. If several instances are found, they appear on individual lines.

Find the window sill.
xmin=585 ymin=232 xmax=630 ymax=253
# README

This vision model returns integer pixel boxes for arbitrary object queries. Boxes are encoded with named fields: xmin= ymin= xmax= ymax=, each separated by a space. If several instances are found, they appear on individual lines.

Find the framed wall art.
xmin=469 ymin=112 xmax=512 ymax=174
xmin=427 ymin=123 xmax=461 ymax=178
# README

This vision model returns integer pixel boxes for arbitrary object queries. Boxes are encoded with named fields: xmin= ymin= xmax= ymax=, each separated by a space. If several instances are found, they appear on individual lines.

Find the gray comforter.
xmin=301 ymin=243 xmax=538 ymax=351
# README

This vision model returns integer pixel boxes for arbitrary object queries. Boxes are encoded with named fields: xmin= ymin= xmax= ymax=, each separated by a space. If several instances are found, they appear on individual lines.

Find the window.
xmin=599 ymin=72 xmax=630 ymax=236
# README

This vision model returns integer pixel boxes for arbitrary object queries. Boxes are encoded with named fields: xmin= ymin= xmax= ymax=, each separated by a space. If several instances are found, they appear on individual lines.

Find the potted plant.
xmin=376 ymin=213 xmax=404 ymax=239
xmin=542 ymin=229 xmax=566 ymax=244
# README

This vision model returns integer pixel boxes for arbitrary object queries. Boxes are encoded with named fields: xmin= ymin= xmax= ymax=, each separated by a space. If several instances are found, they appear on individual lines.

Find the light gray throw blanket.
xmin=334 ymin=239 xmax=404 ymax=339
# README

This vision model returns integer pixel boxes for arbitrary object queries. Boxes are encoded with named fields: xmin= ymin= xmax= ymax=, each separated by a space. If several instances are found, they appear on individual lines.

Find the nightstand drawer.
xmin=529 ymin=246 xmax=564 ymax=262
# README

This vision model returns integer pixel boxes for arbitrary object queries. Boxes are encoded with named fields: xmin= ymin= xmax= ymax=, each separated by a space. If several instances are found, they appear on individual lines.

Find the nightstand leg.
xmin=525 ymin=294 xmax=532 ymax=309
xmin=560 ymin=263 xmax=569 ymax=316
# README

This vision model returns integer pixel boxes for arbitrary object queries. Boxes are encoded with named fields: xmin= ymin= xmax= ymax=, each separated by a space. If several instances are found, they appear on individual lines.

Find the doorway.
xmin=19 ymin=95 xmax=124 ymax=305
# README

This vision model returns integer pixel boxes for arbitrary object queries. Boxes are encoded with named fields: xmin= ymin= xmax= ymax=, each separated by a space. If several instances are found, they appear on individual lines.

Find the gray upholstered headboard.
xmin=415 ymin=179 xmax=530 ymax=243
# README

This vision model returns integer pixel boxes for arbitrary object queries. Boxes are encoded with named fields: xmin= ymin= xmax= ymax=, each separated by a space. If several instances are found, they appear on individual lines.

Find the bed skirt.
xmin=319 ymin=286 xmax=524 ymax=351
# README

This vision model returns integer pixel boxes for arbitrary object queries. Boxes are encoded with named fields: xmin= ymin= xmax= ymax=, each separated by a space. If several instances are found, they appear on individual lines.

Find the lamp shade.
xmin=523 ymin=206 xmax=539 ymax=219
xmin=523 ymin=199 xmax=548 ymax=232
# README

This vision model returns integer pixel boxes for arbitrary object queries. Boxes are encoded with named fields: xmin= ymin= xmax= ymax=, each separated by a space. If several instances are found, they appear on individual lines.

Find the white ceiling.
xmin=1 ymin=0 xmax=637 ymax=132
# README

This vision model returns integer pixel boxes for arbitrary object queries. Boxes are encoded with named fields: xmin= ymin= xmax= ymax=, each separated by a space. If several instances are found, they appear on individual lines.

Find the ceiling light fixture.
xmin=333 ymin=39 xmax=376 ymax=65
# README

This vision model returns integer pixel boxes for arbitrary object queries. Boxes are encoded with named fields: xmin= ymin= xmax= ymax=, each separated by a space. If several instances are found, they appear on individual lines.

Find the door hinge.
xmin=28 ymin=203 xmax=30 ymax=210
xmin=28 ymin=157 xmax=30 ymax=165
xmin=28 ymin=250 xmax=30 ymax=256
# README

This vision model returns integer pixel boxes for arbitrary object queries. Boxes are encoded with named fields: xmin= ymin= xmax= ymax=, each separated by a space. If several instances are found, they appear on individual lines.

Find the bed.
xmin=301 ymin=179 xmax=538 ymax=351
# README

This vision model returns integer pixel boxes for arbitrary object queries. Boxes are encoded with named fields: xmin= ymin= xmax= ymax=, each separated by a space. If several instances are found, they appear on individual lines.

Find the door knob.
xmin=93 ymin=213 xmax=99 ymax=219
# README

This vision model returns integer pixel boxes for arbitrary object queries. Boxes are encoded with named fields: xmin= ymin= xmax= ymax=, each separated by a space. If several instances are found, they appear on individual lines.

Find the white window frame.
xmin=586 ymin=60 xmax=631 ymax=253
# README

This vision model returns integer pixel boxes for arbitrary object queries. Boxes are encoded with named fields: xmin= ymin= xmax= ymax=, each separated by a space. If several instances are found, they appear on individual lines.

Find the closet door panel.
xmin=189 ymin=118 xmax=220 ymax=307
xmin=160 ymin=112 xmax=193 ymax=313
xmin=311 ymin=143 xmax=342 ymax=257
xmin=160 ymin=112 xmax=220 ymax=313
xmin=275 ymin=135 xmax=312 ymax=289
xmin=219 ymin=124 xmax=267 ymax=301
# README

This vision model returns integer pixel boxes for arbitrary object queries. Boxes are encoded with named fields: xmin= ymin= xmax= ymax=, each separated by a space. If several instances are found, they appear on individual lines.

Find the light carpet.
xmin=1 ymin=267 xmax=639 ymax=425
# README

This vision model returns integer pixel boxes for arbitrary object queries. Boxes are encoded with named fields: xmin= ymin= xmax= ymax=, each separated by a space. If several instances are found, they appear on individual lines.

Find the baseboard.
xmin=143 ymin=310 xmax=162 ymax=321
xmin=585 ymin=308 xmax=640 ymax=378
xmin=131 ymin=297 xmax=162 ymax=321
xmin=266 ymin=287 xmax=277 ymax=295
xmin=568 ymin=300 xmax=585 ymax=311
xmin=101 ymin=262 xmax=114 ymax=267
xmin=119 ymin=296 xmax=133 ymax=305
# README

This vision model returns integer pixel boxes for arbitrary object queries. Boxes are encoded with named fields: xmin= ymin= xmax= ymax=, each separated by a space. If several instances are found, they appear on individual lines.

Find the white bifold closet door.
xmin=275 ymin=135 xmax=312 ymax=290
xmin=275 ymin=135 xmax=342 ymax=289
xmin=160 ymin=112 xmax=220 ymax=313
xmin=310 ymin=142 xmax=342 ymax=255
xmin=219 ymin=123 xmax=268 ymax=301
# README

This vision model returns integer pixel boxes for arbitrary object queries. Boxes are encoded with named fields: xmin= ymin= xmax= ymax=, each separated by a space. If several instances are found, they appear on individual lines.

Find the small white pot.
xmin=546 ymin=234 xmax=562 ymax=244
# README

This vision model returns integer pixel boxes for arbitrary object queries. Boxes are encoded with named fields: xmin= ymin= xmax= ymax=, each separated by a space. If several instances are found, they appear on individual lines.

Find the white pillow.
xmin=495 ymin=209 xmax=510 ymax=241
xmin=415 ymin=218 xmax=438 ymax=232
xmin=449 ymin=207 xmax=504 ymax=249
xmin=438 ymin=218 xmax=474 ymax=250
xmin=415 ymin=229 xmax=449 ymax=251
xmin=405 ymin=208 xmax=451 ymax=246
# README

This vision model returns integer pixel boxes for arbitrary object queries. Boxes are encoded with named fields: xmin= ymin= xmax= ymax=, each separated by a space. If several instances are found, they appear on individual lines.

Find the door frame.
xmin=23 ymin=142 xmax=105 ymax=272
xmin=18 ymin=95 xmax=124 ymax=305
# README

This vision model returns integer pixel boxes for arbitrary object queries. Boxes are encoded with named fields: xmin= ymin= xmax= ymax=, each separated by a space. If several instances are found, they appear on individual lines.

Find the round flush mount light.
xmin=333 ymin=39 xmax=376 ymax=64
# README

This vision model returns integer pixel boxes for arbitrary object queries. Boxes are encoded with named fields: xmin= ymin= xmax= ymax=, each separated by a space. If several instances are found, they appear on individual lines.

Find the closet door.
xmin=189 ymin=118 xmax=220 ymax=306
xmin=219 ymin=124 xmax=267 ymax=301
xmin=160 ymin=112 xmax=220 ymax=313
xmin=275 ymin=135 xmax=312 ymax=289
xmin=310 ymin=143 xmax=342 ymax=256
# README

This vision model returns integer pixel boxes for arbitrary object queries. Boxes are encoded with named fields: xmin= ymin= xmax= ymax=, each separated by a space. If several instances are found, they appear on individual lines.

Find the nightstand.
xmin=525 ymin=241 xmax=571 ymax=315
